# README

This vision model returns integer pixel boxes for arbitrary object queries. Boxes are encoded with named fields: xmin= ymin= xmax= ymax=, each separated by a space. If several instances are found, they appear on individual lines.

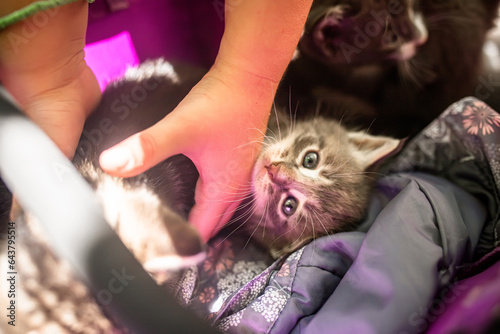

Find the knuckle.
xmin=137 ymin=132 xmax=158 ymax=165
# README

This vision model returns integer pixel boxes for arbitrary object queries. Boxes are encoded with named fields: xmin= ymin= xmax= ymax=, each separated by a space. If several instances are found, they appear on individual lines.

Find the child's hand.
xmin=98 ymin=0 xmax=313 ymax=241
xmin=0 ymin=1 xmax=100 ymax=158
xmin=99 ymin=63 xmax=274 ymax=240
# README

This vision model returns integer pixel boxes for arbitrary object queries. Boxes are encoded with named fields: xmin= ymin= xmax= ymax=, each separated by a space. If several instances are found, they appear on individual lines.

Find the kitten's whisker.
xmin=297 ymin=211 xmax=316 ymax=257
xmin=206 ymin=185 xmax=253 ymax=196
xmin=220 ymin=203 xmax=256 ymax=223
xmin=313 ymin=116 xmax=320 ymax=127
xmin=314 ymin=210 xmax=334 ymax=242
xmin=209 ymin=179 xmax=253 ymax=190
xmin=314 ymin=100 xmax=322 ymax=118
xmin=243 ymin=200 xmax=270 ymax=251
xmin=210 ymin=199 xmax=253 ymax=210
xmin=260 ymin=140 xmax=273 ymax=148
xmin=362 ymin=170 xmax=386 ymax=178
xmin=236 ymin=140 xmax=267 ymax=150
xmin=213 ymin=181 xmax=253 ymax=190
xmin=213 ymin=189 xmax=253 ymax=198
xmin=305 ymin=208 xmax=336 ymax=259
xmin=297 ymin=216 xmax=309 ymax=242
xmin=265 ymin=127 xmax=280 ymax=144
xmin=288 ymin=217 xmax=309 ymax=254
xmin=305 ymin=212 xmax=317 ymax=261
xmin=207 ymin=195 xmax=258 ymax=224
xmin=363 ymin=118 xmax=376 ymax=135
xmin=293 ymin=100 xmax=299 ymax=133
xmin=260 ymin=200 xmax=270 ymax=240
xmin=312 ymin=216 xmax=317 ymax=259
xmin=273 ymin=102 xmax=282 ymax=141
xmin=330 ymin=111 xmax=347 ymax=168
xmin=206 ymin=193 xmax=253 ymax=206
xmin=267 ymin=214 xmax=306 ymax=251
xmin=338 ymin=109 xmax=348 ymax=128
xmin=212 ymin=192 xmax=255 ymax=205
xmin=229 ymin=196 xmax=257 ymax=212
xmin=245 ymin=126 xmax=269 ymax=140
xmin=327 ymin=171 xmax=383 ymax=179
xmin=264 ymin=136 xmax=279 ymax=146
xmin=214 ymin=200 xmax=260 ymax=247
xmin=288 ymin=88 xmax=294 ymax=137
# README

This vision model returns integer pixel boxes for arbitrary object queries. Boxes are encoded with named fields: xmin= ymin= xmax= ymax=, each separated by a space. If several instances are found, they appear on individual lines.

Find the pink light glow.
xmin=84 ymin=31 xmax=139 ymax=92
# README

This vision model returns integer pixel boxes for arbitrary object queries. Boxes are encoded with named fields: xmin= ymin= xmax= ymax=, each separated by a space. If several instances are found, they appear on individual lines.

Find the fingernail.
xmin=100 ymin=146 xmax=134 ymax=171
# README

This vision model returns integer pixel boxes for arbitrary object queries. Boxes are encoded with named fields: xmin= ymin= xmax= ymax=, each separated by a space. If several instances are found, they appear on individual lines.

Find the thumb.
xmin=99 ymin=111 xmax=193 ymax=177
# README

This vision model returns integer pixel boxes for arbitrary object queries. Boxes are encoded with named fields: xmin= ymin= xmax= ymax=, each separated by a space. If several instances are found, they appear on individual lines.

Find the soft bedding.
xmin=172 ymin=97 xmax=500 ymax=334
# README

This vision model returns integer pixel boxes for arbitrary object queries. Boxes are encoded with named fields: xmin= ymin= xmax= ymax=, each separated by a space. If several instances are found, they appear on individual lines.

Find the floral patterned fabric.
xmin=174 ymin=97 xmax=500 ymax=333
xmin=386 ymin=97 xmax=500 ymax=259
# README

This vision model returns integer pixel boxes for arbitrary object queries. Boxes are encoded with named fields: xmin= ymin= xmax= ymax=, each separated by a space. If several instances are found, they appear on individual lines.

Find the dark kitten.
xmin=235 ymin=110 xmax=401 ymax=257
xmin=0 ymin=60 xmax=206 ymax=333
xmin=74 ymin=61 xmax=207 ymax=271
xmin=277 ymin=0 xmax=500 ymax=137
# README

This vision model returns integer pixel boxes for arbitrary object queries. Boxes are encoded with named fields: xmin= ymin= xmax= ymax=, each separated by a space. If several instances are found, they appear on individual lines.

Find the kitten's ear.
xmin=347 ymin=131 xmax=404 ymax=170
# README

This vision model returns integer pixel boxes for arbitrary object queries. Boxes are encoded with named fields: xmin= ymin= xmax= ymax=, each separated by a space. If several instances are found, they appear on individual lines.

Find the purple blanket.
xmin=173 ymin=97 xmax=500 ymax=334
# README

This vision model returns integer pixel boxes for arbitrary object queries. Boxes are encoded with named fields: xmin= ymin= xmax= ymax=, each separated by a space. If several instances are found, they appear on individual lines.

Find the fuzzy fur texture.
xmin=236 ymin=110 xmax=400 ymax=257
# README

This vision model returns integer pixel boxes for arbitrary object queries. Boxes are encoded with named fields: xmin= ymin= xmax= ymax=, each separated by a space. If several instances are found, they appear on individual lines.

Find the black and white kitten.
xmin=277 ymin=0 xmax=500 ymax=137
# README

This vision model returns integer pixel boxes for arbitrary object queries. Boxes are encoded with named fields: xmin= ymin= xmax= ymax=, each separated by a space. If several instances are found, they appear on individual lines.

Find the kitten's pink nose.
xmin=265 ymin=163 xmax=281 ymax=181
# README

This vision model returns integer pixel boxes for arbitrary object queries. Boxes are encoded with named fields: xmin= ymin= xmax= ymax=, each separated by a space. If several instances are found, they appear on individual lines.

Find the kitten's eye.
xmin=303 ymin=151 xmax=319 ymax=169
xmin=282 ymin=196 xmax=298 ymax=217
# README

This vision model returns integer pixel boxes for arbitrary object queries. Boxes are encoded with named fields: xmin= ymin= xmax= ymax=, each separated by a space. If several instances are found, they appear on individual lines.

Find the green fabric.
xmin=0 ymin=0 xmax=94 ymax=30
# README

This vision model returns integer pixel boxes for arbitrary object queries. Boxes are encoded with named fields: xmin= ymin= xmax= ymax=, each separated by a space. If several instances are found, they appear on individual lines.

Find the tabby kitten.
xmin=277 ymin=0 xmax=500 ymax=137
xmin=236 ymin=111 xmax=401 ymax=257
